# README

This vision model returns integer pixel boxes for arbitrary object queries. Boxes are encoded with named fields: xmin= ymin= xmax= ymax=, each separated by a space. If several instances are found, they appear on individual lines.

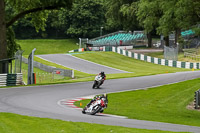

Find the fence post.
xmin=27 ymin=48 xmax=36 ymax=85
xmin=194 ymin=90 xmax=200 ymax=109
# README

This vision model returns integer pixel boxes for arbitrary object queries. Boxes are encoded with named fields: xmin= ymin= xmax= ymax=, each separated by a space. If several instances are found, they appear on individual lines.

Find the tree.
xmin=175 ymin=0 xmax=200 ymax=35
xmin=136 ymin=0 xmax=161 ymax=47
xmin=105 ymin=0 xmax=140 ymax=31
xmin=0 ymin=0 xmax=72 ymax=73
xmin=6 ymin=27 xmax=21 ymax=58
xmin=66 ymin=0 xmax=106 ymax=38
xmin=137 ymin=0 xmax=200 ymax=47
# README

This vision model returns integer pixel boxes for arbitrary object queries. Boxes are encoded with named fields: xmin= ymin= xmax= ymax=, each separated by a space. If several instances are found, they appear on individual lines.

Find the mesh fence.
xmin=22 ymin=70 xmax=65 ymax=84
xmin=15 ymin=50 xmax=24 ymax=73
xmin=164 ymin=45 xmax=178 ymax=61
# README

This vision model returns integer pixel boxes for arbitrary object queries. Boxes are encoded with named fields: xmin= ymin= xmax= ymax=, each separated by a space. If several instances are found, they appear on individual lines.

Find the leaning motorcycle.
xmin=82 ymin=96 xmax=108 ymax=115
xmin=92 ymin=75 xmax=103 ymax=89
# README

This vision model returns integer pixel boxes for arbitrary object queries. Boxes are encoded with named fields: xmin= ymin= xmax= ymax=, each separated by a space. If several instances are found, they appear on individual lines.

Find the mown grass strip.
xmin=17 ymin=39 xmax=78 ymax=55
xmin=0 ymin=113 xmax=186 ymax=133
xmin=74 ymin=52 xmax=189 ymax=79
xmin=75 ymin=78 xmax=200 ymax=127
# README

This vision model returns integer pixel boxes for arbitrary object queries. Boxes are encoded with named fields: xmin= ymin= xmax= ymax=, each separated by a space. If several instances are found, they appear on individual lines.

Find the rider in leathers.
xmin=86 ymin=94 xmax=108 ymax=113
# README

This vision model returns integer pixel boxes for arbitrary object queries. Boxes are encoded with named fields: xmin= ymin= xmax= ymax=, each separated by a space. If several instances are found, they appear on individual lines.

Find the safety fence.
xmin=112 ymin=47 xmax=200 ymax=69
xmin=184 ymin=52 xmax=200 ymax=61
xmin=22 ymin=70 xmax=66 ymax=84
xmin=22 ymin=57 xmax=74 ymax=78
xmin=0 ymin=73 xmax=23 ymax=87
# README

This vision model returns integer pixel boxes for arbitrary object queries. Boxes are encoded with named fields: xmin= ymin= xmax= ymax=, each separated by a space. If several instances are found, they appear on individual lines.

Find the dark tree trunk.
xmin=164 ymin=36 xmax=169 ymax=46
xmin=175 ymin=28 xmax=181 ymax=46
xmin=0 ymin=0 xmax=7 ymax=60
xmin=0 ymin=0 xmax=7 ymax=73
xmin=147 ymin=32 xmax=152 ymax=48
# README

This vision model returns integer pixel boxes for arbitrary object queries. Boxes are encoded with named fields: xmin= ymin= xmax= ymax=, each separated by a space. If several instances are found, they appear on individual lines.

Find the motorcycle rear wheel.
xmin=82 ymin=107 xmax=86 ymax=114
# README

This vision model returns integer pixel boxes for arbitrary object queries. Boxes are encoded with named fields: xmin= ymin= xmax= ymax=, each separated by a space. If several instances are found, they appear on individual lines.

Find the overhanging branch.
xmin=6 ymin=5 xmax=64 ymax=28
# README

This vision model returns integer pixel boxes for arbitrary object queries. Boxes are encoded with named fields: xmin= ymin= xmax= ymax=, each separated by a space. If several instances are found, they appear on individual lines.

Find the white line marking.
xmin=69 ymin=54 xmax=131 ymax=73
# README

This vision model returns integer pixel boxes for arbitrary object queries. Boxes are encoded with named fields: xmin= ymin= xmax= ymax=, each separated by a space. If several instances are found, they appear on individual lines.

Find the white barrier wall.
xmin=112 ymin=47 xmax=199 ymax=69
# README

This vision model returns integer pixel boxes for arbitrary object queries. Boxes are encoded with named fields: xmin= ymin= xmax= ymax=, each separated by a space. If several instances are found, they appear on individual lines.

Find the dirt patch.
xmin=128 ymin=49 xmax=163 ymax=54
xmin=187 ymin=102 xmax=200 ymax=111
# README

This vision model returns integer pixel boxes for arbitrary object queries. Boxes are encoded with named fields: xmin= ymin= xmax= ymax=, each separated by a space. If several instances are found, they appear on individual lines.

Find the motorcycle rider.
xmin=99 ymin=71 xmax=106 ymax=85
xmin=86 ymin=94 xmax=108 ymax=111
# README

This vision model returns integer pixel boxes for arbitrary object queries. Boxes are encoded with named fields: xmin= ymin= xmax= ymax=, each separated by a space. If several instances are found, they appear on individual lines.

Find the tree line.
xmin=0 ymin=0 xmax=199 ymax=61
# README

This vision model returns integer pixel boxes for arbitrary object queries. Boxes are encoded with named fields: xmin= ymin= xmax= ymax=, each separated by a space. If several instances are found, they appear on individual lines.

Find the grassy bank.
xmin=21 ymin=51 xmax=190 ymax=85
xmin=75 ymin=78 xmax=200 ymax=127
xmin=17 ymin=39 xmax=190 ymax=84
xmin=17 ymin=39 xmax=78 ymax=55
xmin=0 ymin=113 xmax=183 ymax=133
xmin=74 ymin=52 xmax=189 ymax=79
xmin=17 ymin=39 xmax=94 ymax=84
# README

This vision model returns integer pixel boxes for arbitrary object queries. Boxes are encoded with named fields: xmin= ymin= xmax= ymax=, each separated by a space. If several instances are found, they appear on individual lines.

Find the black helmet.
xmin=101 ymin=71 xmax=104 ymax=75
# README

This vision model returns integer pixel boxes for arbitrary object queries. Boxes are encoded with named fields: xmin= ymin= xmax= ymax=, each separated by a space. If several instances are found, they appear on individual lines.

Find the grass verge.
xmin=17 ymin=39 xmax=78 ymax=55
xmin=73 ymin=52 xmax=189 ymax=79
xmin=75 ymin=78 xmax=200 ymax=127
xmin=20 ymin=51 xmax=190 ymax=85
xmin=0 ymin=113 xmax=186 ymax=133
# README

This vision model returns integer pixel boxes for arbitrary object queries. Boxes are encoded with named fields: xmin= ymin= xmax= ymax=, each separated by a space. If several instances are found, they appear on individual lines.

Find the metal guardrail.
xmin=194 ymin=90 xmax=200 ymax=109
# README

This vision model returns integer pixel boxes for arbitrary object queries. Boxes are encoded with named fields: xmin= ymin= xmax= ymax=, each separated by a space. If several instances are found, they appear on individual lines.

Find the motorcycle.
xmin=92 ymin=75 xmax=103 ymax=89
xmin=82 ymin=96 xmax=108 ymax=115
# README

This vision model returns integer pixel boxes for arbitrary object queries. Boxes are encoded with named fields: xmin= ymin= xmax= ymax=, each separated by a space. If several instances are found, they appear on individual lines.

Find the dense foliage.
xmin=13 ymin=0 xmax=106 ymax=39
xmin=0 ymin=0 xmax=199 ymax=59
xmin=0 ymin=0 xmax=73 ymax=60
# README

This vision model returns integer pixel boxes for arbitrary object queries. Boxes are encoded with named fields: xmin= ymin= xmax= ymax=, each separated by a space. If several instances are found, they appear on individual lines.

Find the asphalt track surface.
xmin=37 ymin=54 xmax=128 ymax=74
xmin=1 ymin=71 xmax=200 ymax=132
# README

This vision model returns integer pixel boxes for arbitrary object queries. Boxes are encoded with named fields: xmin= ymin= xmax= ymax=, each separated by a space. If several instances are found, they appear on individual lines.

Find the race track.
xmin=1 ymin=71 xmax=200 ymax=132
xmin=37 ymin=54 xmax=128 ymax=74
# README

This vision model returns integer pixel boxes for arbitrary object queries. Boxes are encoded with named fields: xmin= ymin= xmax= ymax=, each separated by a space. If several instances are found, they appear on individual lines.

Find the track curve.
xmin=1 ymin=71 xmax=200 ymax=132
xmin=37 ymin=54 xmax=128 ymax=74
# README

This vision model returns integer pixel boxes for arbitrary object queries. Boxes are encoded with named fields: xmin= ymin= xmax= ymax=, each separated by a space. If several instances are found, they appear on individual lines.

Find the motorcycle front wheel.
xmin=90 ymin=105 xmax=101 ymax=115
xmin=92 ymin=81 xmax=97 ymax=89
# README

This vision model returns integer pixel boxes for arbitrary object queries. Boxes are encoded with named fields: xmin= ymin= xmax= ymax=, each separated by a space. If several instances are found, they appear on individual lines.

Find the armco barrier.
xmin=22 ymin=57 xmax=74 ymax=78
xmin=0 ymin=74 xmax=7 ymax=87
xmin=112 ymin=47 xmax=199 ymax=69
xmin=0 ymin=73 xmax=23 ymax=87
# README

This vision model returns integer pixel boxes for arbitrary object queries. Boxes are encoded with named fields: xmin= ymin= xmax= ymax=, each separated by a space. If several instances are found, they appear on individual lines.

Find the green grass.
xmin=0 ymin=113 xmax=184 ymax=133
xmin=75 ymin=78 xmax=200 ymax=127
xmin=21 ymin=62 xmax=49 ymax=84
xmin=74 ymin=52 xmax=189 ymax=79
xmin=17 ymin=39 xmax=79 ymax=55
